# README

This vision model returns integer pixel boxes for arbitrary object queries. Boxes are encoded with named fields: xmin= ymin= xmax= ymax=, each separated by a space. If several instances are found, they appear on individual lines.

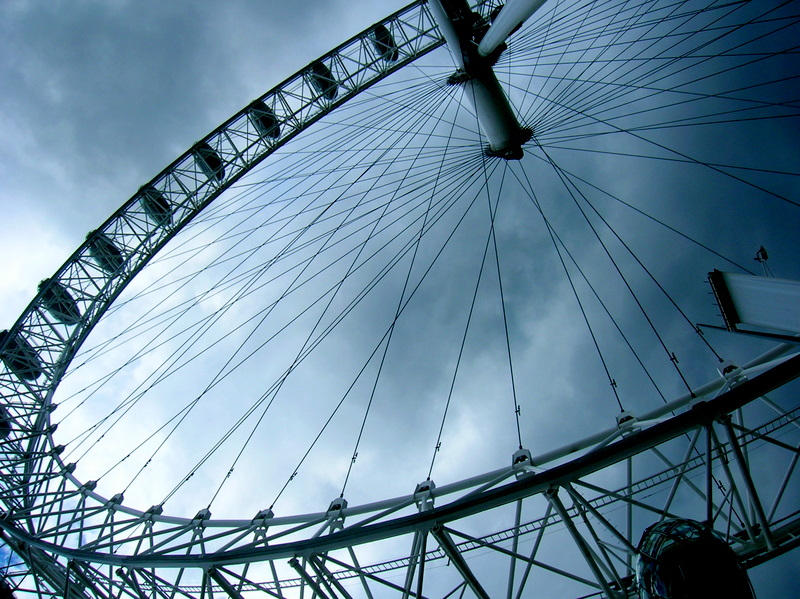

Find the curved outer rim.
xmin=0 ymin=0 xmax=797 ymax=572
xmin=2 ymin=351 xmax=799 ymax=567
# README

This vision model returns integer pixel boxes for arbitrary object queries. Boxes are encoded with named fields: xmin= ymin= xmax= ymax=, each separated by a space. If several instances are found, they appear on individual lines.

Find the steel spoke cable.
xmin=523 ymin=0 xmax=601 ymax=129
xmin=200 ymin=85 xmax=467 ymax=509
xmin=526 ymin=0 xmax=749 ymax=133
xmin=538 ymin=142 xmax=698 ymax=393
xmin=90 ymin=76 xmax=450 ymax=322
xmin=426 ymin=163 xmax=505 ymax=479
xmin=66 ymin=82 xmax=464 ymax=472
xmin=532 ymin=1 xmax=797 ymax=136
xmin=511 ymin=168 xmax=667 ymax=404
xmin=536 ymin=138 xmax=800 ymax=178
xmin=503 ymin=50 xmax=800 ymax=131
xmin=522 ymin=69 xmax=800 ymax=209
xmin=506 ymin=0 xmax=755 ymax=70
xmin=338 ymin=153 xmax=442 ymax=498
xmin=517 ymin=153 xmax=626 ymax=412
xmin=523 ymin=150 xmax=755 ymax=275
xmin=527 ymin=0 xmax=657 ymax=135
xmin=270 ymin=158 xmax=502 ymax=508
xmin=529 ymin=0 xmax=743 ymax=135
xmin=86 ymin=146 xmax=479 ymax=343
xmin=62 ymin=75 xmax=468 ymax=422
xmin=62 ymin=150 xmax=488 ymax=458
xmin=508 ymin=159 xmax=668 ymax=405
xmin=66 ymin=150 xmax=483 ymax=378
xmin=58 ymin=79 xmax=456 ymax=410
xmin=532 ymin=36 xmax=800 ymax=138
xmin=537 ymin=148 xmax=727 ymax=362
xmin=85 ymin=150 xmax=489 ymax=490
xmin=530 ymin=0 xmax=743 ymax=129
xmin=480 ymin=147 xmax=524 ymax=448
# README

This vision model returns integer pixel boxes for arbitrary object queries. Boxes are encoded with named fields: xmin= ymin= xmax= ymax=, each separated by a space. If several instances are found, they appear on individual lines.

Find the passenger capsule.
xmin=370 ymin=25 xmax=399 ymax=62
xmin=248 ymin=100 xmax=280 ymax=139
xmin=38 ymin=279 xmax=81 ymax=325
xmin=0 ymin=405 xmax=11 ymax=439
xmin=139 ymin=185 xmax=172 ymax=226
xmin=309 ymin=61 xmax=338 ymax=100
xmin=637 ymin=519 xmax=755 ymax=599
xmin=87 ymin=230 xmax=125 ymax=274
xmin=0 ymin=330 xmax=44 ymax=381
xmin=193 ymin=142 xmax=225 ymax=181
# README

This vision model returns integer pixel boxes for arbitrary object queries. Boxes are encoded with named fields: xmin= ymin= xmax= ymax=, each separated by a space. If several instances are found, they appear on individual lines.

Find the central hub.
xmin=430 ymin=0 xmax=530 ymax=159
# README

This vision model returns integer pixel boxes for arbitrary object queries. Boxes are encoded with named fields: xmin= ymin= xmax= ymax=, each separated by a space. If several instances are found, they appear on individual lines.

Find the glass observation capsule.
xmin=192 ymin=142 xmax=225 ymax=181
xmin=370 ymin=24 xmax=399 ymax=62
xmin=38 ymin=278 xmax=81 ymax=325
xmin=309 ymin=61 xmax=338 ymax=100
xmin=0 ymin=330 xmax=43 ymax=381
xmin=637 ymin=519 xmax=755 ymax=599
xmin=248 ymin=100 xmax=280 ymax=139
xmin=139 ymin=185 xmax=172 ymax=226
xmin=86 ymin=230 xmax=125 ymax=274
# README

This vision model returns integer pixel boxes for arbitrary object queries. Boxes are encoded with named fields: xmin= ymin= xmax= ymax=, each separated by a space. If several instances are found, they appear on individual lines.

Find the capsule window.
xmin=193 ymin=142 xmax=225 ymax=181
xmin=38 ymin=279 xmax=81 ymax=325
xmin=87 ymin=231 xmax=125 ymax=274
xmin=248 ymin=100 xmax=280 ymax=139
xmin=0 ymin=330 xmax=44 ymax=381
xmin=370 ymin=25 xmax=398 ymax=62
xmin=140 ymin=185 xmax=172 ymax=226
xmin=309 ymin=61 xmax=338 ymax=100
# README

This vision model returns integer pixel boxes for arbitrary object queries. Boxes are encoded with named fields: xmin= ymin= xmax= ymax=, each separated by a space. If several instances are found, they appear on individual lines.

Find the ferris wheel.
xmin=1 ymin=0 xmax=799 ymax=597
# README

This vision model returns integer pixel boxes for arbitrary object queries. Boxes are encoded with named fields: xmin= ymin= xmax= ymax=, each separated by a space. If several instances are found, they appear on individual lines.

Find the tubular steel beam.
xmin=288 ymin=557 xmax=330 ymax=599
xmin=721 ymin=416 xmax=775 ymax=550
xmin=309 ymin=555 xmax=354 ymax=599
xmin=546 ymin=489 xmax=617 ymax=599
xmin=431 ymin=525 xmax=489 ymax=599
xmin=207 ymin=568 xmax=244 ymax=599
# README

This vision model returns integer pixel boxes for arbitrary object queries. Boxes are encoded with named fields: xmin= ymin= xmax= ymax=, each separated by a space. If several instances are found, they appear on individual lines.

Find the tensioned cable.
xmin=201 ymin=84 xmax=468 ymax=509
xmin=530 ymin=1 xmax=797 ymax=138
xmin=480 ymin=148 xmax=524 ymax=449
xmin=518 ymin=150 xmax=625 ymax=412
xmin=102 ymin=82 xmax=467 ymax=493
xmin=67 ymin=76 xmax=452 ymax=363
xmin=61 ymin=78 xmax=460 ymax=460
xmin=88 ymin=153 xmax=488 ymax=490
xmin=270 ymin=157 xmax=501 ymax=509
xmin=522 ymin=64 xmax=800 ymax=210
xmin=426 ymin=163 xmax=504 ymax=479
xmin=520 ymin=0 xmax=742 ymax=130
xmin=538 ymin=148 xmax=726 ymax=363
xmin=526 ymin=155 xmax=755 ymax=275
xmin=538 ymin=142 xmax=696 ymax=395
xmin=59 ymin=79 xmax=454 ymax=421
xmin=507 ymin=160 xmax=667 ymax=404
xmin=526 ymin=0 xmax=657 ymax=132
xmin=107 ymin=153 xmax=490 ymax=498
xmin=338 ymin=125 xmax=448 ymax=498
xmin=530 ymin=22 xmax=800 ymax=140
xmin=526 ymin=0 xmax=726 ymax=132
xmin=526 ymin=0 xmax=745 ymax=134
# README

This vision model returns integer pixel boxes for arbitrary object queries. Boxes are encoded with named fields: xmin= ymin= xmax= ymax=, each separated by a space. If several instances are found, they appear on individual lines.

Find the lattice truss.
xmin=0 ymin=0 xmax=799 ymax=597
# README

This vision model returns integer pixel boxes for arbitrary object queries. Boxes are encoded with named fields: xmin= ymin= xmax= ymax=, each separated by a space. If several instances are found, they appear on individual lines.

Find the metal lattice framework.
xmin=1 ymin=0 xmax=799 ymax=597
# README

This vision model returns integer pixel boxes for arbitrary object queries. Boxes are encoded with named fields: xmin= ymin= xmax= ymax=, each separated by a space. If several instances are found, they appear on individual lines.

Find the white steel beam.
xmin=478 ymin=0 xmax=548 ymax=57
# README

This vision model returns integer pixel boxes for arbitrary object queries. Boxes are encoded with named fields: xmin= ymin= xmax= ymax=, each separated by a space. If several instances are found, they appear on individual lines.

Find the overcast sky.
xmin=1 ymin=0 xmax=798 ymax=596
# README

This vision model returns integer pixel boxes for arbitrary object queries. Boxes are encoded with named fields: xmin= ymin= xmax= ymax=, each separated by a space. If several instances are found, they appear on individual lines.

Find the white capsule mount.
xmin=430 ymin=0 xmax=532 ymax=159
